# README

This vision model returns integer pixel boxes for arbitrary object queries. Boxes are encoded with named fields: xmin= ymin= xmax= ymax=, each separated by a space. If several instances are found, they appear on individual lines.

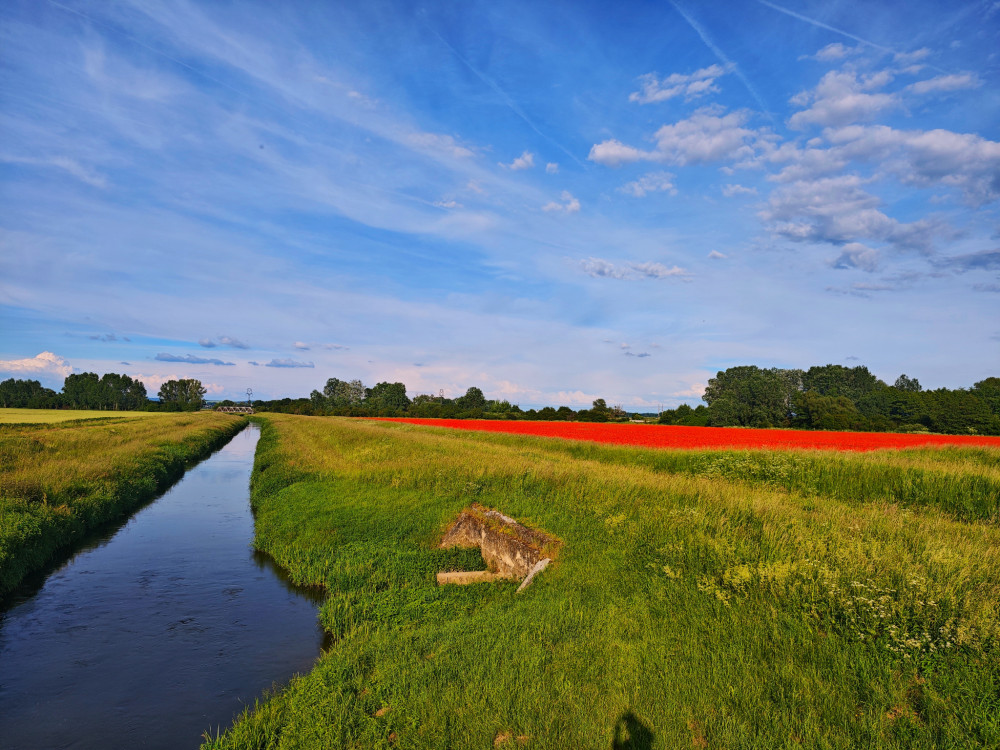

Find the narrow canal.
xmin=0 ymin=424 xmax=325 ymax=749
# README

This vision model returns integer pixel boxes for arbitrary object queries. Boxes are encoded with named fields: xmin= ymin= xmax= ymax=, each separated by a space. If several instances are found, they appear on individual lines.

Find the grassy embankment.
xmin=0 ymin=411 xmax=246 ymax=597
xmin=206 ymin=415 xmax=1000 ymax=749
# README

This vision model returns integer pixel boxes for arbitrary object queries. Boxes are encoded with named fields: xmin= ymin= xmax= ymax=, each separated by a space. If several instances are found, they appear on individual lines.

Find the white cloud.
xmin=0 ymin=153 xmax=108 ymax=189
xmin=721 ymin=183 xmax=757 ymax=197
xmin=788 ymin=70 xmax=899 ymax=130
xmin=831 ymin=242 xmax=880 ymax=272
xmin=542 ymin=190 xmax=580 ymax=213
xmin=589 ymin=108 xmax=762 ymax=167
xmin=629 ymin=64 xmax=732 ymax=104
xmin=621 ymin=172 xmax=677 ymax=197
xmin=293 ymin=341 xmax=310 ymax=350
xmin=630 ymin=261 xmax=688 ymax=279
xmin=907 ymin=73 xmax=981 ymax=95
xmin=588 ymin=139 xmax=649 ymax=167
xmin=651 ymin=108 xmax=760 ymax=165
xmin=406 ymin=132 xmax=474 ymax=159
xmin=760 ymin=175 xmax=936 ymax=253
xmin=0 ymin=351 xmax=73 ymax=378
xmin=894 ymin=48 xmax=931 ymax=65
xmin=810 ymin=43 xmax=861 ymax=61
xmin=707 ymin=250 xmax=728 ymax=259
xmin=130 ymin=372 xmax=181 ymax=393
xmin=433 ymin=200 xmax=462 ymax=209
xmin=502 ymin=151 xmax=535 ymax=170
xmin=825 ymin=125 xmax=1000 ymax=205
xmin=545 ymin=162 xmax=559 ymax=174
xmin=580 ymin=258 xmax=690 ymax=280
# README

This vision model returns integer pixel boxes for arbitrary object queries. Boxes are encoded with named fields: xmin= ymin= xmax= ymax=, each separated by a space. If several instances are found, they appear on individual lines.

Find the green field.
xmin=0 ymin=412 xmax=246 ymax=596
xmin=202 ymin=415 xmax=1000 ymax=749
xmin=0 ymin=407 xmax=170 ymax=424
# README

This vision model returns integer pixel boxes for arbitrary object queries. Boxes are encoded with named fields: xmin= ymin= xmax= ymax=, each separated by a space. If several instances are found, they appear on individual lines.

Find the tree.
xmin=455 ymin=387 xmax=486 ymax=412
xmin=802 ymin=365 xmax=884 ymax=402
xmin=791 ymin=391 xmax=866 ymax=431
xmin=366 ymin=381 xmax=410 ymax=413
xmin=158 ymin=379 xmax=207 ymax=410
xmin=972 ymin=377 xmax=1000 ymax=417
xmin=703 ymin=366 xmax=799 ymax=427
xmin=0 ymin=378 xmax=61 ymax=408
xmin=893 ymin=374 xmax=922 ymax=392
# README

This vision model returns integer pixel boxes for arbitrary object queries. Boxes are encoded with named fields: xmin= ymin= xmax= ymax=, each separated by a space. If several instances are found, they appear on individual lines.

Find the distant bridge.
xmin=216 ymin=406 xmax=254 ymax=414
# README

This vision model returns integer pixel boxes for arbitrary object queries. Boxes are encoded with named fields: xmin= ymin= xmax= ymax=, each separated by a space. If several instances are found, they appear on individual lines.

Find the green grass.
xmin=203 ymin=415 xmax=1000 ymax=749
xmin=0 ymin=412 xmax=246 ymax=597
xmin=0 ymin=407 xmax=170 ymax=424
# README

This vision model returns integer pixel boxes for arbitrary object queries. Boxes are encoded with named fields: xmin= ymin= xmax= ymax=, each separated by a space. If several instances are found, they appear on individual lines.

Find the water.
xmin=0 ymin=424 xmax=325 ymax=749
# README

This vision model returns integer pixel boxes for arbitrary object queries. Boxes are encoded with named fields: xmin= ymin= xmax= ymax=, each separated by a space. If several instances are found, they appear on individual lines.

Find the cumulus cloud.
xmin=542 ymin=191 xmax=581 ymax=213
xmin=293 ymin=341 xmax=311 ymax=350
xmin=580 ymin=258 xmax=689 ymax=280
xmin=620 ymin=172 xmax=676 ymax=197
xmin=0 ymin=351 xmax=73 ymax=378
xmin=264 ymin=358 xmax=314 ymax=368
xmin=502 ymin=151 xmax=535 ymax=170
xmin=760 ymin=175 xmax=938 ymax=254
xmin=831 ymin=242 xmax=880 ymax=272
xmin=907 ymin=73 xmax=980 ymax=95
xmin=590 ymin=108 xmax=762 ymax=168
xmin=545 ymin=162 xmax=559 ymax=174
xmin=198 ymin=338 xmax=217 ymax=348
xmin=788 ymin=70 xmax=899 ymax=129
xmin=708 ymin=250 xmax=728 ymax=259
xmin=824 ymin=125 xmax=1000 ymax=205
xmin=129 ymin=373 xmax=181 ymax=392
xmin=629 ymin=64 xmax=732 ymax=104
xmin=588 ymin=139 xmax=649 ymax=167
xmin=721 ymin=183 xmax=757 ymax=197
xmin=155 ymin=353 xmax=235 ymax=366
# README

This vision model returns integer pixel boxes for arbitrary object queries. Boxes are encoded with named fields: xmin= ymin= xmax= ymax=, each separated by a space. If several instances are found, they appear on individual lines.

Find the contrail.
xmin=668 ymin=1 xmax=773 ymax=121
xmin=756 ymin=0 xmax=893 ymax=53
xmin=426 ymin=26 xmax=586 ymax=168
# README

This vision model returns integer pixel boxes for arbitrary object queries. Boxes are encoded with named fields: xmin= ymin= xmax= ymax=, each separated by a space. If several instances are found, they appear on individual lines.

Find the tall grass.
xmin=0 ymin=413 xmax=246 ymax=597
xmin=205 ymin=416 xmax=1000 ymax=749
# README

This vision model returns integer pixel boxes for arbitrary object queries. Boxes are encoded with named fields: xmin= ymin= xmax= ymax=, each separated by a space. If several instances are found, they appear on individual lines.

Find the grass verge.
xmin=0 ymin=412 xmax=246 ymax=598
xmin=206 ymin=415 xmax=1000 ymax=749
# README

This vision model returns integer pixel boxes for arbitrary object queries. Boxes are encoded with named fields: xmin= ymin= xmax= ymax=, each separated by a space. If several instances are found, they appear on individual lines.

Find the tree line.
xmin=0 ymin=374 xmax=208 ymax=411
xmin=658 ymin=365 xmax=1000 ymax=435
xmin=248 ymin=377 xmax=633 ymax=422
xmin=4 ymin=364 xmax=997 ymax=434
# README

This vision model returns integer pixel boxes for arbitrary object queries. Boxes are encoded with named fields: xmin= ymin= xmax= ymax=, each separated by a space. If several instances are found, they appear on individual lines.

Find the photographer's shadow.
xmin=612 ymin=711 xmax=654 ymax=750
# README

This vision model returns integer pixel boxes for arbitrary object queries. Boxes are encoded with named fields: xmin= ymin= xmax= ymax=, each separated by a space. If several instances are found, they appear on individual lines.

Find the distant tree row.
xmin=253 ymin=377 xmax=637 ymax=422
xmin=657 ymin=364 xmax=1000 ymax=435
xmin=0 ymin=374 xmax=208 ymax=411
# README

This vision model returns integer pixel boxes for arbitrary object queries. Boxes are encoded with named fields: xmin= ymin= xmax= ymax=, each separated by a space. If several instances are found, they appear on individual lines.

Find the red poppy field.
xmin=381 ymin=418 xmax=1000 ymax=452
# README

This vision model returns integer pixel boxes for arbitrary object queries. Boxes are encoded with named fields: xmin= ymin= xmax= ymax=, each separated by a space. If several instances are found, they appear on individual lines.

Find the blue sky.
xmin=1 ymin=0 xmax=998 ymax=408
